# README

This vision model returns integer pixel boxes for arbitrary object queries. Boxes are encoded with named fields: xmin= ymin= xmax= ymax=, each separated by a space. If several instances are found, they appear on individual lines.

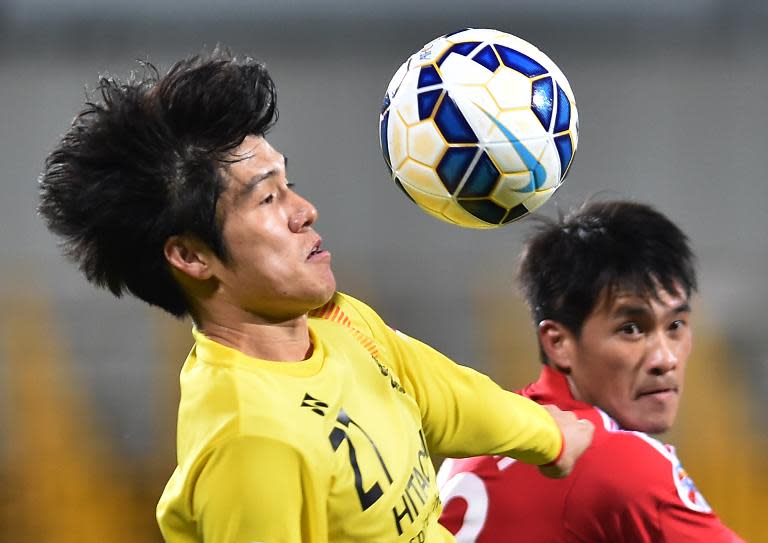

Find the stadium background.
xmin=1 ymin=1 xmax=766 ymax=540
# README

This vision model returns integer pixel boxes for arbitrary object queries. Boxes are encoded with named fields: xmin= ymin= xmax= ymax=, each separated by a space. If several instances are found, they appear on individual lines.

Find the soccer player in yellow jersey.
xmin=38 ymin=49 xmax=593 ymax=542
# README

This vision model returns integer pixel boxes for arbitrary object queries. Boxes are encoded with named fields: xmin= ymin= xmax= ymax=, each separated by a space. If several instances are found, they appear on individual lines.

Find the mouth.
xmin=636 ymin=386 xmax=678 ymax=400
xmin=307 ymin=238 xmax=329 ymax=261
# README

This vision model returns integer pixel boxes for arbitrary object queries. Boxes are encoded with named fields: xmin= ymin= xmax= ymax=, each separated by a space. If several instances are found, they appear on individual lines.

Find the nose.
xmin=647 ymin=334 xmax=678 ymax=376
xmin=288 ymin=192 xmax=318 ymax=233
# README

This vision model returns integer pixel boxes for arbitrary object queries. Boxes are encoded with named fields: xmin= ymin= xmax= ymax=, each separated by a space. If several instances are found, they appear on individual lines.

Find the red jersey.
xmin=437 ymin=366 xmax=745 ymax=542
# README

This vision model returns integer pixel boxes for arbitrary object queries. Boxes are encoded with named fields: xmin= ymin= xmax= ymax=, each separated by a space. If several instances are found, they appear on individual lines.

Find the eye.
xmin=259 ymin=193 xmax=275 ymax=205
xmin=669 ymin=319 xmax=687 ymax=332
xmin=618 ymin=322 xmax=642 ymax=335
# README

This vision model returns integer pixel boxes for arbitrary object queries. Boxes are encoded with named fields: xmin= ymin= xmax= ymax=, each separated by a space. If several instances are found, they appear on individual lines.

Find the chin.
xmin=314 ymin=290 xmax=335 ymax=308
xmin=644 ymin=423 xmax=672 ymax=436
xmin=308 ymin=283 xmax=336 ymax=309
xmin=634 ymin=417 xmax=675 ymax=435
xmin=614 ymin=410 xmax=675 ymax=435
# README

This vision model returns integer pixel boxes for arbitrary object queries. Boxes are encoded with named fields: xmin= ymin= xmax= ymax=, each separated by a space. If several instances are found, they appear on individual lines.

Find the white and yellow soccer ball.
xmin=379 ymin=28 xmax=578 ymax=228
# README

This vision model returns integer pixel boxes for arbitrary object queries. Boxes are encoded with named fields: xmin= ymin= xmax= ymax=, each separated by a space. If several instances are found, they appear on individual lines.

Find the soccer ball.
xmin=379 ymin=28 xmax=578 ymax=228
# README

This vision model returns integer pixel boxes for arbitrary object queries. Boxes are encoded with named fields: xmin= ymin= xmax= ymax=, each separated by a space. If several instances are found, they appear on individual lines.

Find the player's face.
xmin=212 ymin=135 xmax=336 ymax=320
xmin=566 ymin=285 xmax=692 ymax=434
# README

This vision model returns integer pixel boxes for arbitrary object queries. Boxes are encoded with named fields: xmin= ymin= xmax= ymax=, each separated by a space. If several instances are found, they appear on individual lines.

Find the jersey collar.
xmin=190 ymin=325 xmax=325 ymax=377
xmin=519 ymin=365 xmax=593 ymax=412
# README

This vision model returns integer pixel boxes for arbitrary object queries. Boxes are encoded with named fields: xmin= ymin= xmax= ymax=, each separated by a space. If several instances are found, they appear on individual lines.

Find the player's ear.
xmin=539 ymin=320 xmax=575 ymax=373
xmin=164 ymin=235 xmax=215 ymax=281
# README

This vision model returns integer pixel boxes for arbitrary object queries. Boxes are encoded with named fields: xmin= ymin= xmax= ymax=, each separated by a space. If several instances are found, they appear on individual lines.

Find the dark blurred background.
xmin=1 ymin=1 xmax=766 ymax=540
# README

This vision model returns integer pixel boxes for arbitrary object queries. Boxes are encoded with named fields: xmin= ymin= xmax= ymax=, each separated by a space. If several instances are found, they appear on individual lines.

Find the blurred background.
xmin=1 ymin=0 xmax=766 ymax=540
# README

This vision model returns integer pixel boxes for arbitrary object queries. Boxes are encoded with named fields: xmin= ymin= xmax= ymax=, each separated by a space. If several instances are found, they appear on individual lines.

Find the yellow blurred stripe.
xmin=1 ymin=294 xmax=157 ymax=542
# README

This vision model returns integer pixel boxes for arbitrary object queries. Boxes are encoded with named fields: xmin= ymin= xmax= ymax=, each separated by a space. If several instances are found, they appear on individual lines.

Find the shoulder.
xmin=575 ymin=415 xmax=713 ymax=513
xmin=310 ymin=291 xmax=396 ymax=354
xmin=310 ymin=291 xmax=384 ymax=332
xmin=579 ymin=413 xmax=677 ymax=484
xmin=205 ymin=434 xmax=308 ymax=467
xmin=177 ymin=362 xmax=331 ymax=467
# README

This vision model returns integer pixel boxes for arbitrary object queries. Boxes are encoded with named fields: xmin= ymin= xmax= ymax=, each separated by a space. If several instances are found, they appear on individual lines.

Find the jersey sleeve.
xmin=330 ymin=292 xmax=562 ymax=465
xmin=193 ymin=435 xmax=327 ymax=543
xmin=659 ymin=502 xmax=746 ymax=543
xmin=564 ymin=432 xmax=745 ymax=542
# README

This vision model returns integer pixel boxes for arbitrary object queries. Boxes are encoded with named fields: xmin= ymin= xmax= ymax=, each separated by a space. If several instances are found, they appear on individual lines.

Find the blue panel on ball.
xmin=458 ymin=152 xmax=499 ymax=197
xmin=494 ymin=44 xmax=547 ymax=77
xmin=380 ymin=111 xmax=392 ymax=173
xmin=434 ymin=94 xmax=478 ymax=143
xmin=437 ymin=42 xmax=481 ymax=66
xmin=452 ymin=41 xmax=481 ymax=56
xmin=554 ymin=134 xmax=573 ymax=179
xmin=472 ymin=45 xmax=500 ymax=72
xmin=418 ymin=65 xmax=442 ymax=88
xmin=394 ymin=177 xmax=416 ymax=203
xmin=417 ymin=89 xmax=442 ymax=120
xmin=458 ymin=198 xmax=507 ymax=224
xmin=380 ymin=93 xmax=391 ymax=115
xmin=437 ymin=147 xmax=477 ymax=193
xmin=503 ymin=203 xmax=530 ymax=223
xmin=531 ymin=76 xmax=554 ymax=130
xmin=554 ymin=85 xmax=571 ymax=133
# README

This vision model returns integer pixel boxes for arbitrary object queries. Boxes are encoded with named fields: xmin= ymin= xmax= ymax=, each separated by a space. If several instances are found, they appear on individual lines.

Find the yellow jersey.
xmin=157 ymin=292 xmax=561 ymax=542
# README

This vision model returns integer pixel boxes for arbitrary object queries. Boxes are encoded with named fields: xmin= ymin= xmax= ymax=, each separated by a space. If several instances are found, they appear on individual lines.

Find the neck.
xmin=193 ymin=306 xmax=312 ymax=362
xmin=564 ymin=373 xmax=587 ymax=403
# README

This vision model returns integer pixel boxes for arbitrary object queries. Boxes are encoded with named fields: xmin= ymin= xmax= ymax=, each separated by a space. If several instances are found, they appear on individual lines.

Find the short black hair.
xmin=518 ymin=200 xmax=697 ymax=356
xmin=38 ymin=48 xmax=278 ymax=317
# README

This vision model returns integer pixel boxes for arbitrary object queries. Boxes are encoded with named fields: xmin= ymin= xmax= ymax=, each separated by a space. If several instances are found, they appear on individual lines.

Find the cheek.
xmin=239 ymin=248 xmax=291 ymax=284
xmin=679 ymin=335 xmax=693 ymax=361
xmin=219 ymin=233 xmax=281 ymax=283
xmin=582 ymin=342 xmax=629 ymax=376
xmin=223 ymin=220 xmax=288 ymax=270
xmin=585 ymin=350 xmax=637 ymax=398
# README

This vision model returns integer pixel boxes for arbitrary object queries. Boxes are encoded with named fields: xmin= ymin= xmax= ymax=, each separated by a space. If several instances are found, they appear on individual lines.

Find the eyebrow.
xmin=235 ymin=155 xmax=288 ymax=201
xmin=612 ymin=305 xmax=650 ymax=319
xmin=611 ymin=301 xmax=691 ymax=320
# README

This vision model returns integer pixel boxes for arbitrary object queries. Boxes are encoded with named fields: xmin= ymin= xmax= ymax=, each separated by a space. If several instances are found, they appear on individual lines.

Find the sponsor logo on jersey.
xmin=371 ymin=355 xmax=406 ymax=394
xmin=300 ymin=392 xmax=329 ymax=416
xmin=598 ymin=408 xmax=713 ymax=514
xmin=391 ymin=430 xmax=434 ymax=535
xmin=674 ymin=463 xmax=712 ymax=513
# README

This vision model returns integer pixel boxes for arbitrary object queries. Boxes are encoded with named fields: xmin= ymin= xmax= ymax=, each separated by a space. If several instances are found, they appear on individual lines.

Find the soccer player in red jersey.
xmin=438 ymin=200 xmax=745 ymax=542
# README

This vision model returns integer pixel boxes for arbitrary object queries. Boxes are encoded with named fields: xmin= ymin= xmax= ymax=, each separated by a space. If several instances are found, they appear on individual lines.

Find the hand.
xmin=537 ymin=404 xmax=594 ymax=478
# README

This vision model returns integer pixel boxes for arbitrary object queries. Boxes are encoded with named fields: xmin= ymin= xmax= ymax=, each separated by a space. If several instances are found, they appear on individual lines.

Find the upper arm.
xmin=194 ymin=436 xmax=327 ymax=543
xmin=333 ymin=293 xmax=561 ymax=464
